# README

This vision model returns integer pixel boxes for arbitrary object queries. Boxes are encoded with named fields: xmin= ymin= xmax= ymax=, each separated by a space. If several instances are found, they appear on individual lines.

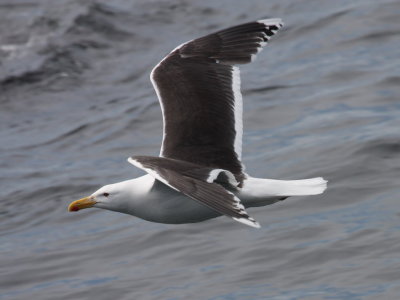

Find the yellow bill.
xmin=68 ymin=196 xmax=96 ymax=212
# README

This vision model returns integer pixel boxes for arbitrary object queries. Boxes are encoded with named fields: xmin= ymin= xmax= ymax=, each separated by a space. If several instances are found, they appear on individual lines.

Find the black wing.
xmin=150 ymin=19 xmax=283 ymax=183
xmin=128 ymin=155 xmax=260 ymax=228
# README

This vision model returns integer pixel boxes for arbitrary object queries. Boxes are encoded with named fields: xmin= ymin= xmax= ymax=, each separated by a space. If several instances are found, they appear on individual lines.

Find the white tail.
xmin=240 ymin=176 xmax=328 ymax=200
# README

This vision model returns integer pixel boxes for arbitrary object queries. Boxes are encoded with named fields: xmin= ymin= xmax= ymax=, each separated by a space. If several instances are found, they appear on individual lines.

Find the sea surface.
xmin=1 ymin=0 xmax=400 ymax=299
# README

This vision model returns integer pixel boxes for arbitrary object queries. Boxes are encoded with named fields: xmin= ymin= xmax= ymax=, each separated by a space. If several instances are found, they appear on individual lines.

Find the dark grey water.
xmin=1 ymin=0 xmax=400 ymax=299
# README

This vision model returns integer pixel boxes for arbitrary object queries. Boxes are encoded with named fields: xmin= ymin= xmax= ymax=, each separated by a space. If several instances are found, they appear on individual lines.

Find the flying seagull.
xmin=68 ymin=19 xmax=327 ymax=228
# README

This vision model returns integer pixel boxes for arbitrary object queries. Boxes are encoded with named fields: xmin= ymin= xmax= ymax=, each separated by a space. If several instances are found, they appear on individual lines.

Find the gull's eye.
xmin=103 ymin=193 xmax=109 ymax=197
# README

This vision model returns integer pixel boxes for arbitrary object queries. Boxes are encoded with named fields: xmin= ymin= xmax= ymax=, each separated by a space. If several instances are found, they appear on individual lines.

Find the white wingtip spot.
xmin=250 ymin=19 xmax=283 ymax=62
xmin=257 ymin=18 xmax=284 ymax=28
xmin=233 ymin=217 xmax=261 ymax=229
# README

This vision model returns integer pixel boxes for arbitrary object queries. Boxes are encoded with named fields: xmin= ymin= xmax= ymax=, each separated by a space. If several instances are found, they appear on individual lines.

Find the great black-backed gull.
xmin=68 ymin=19 xmax=327 ymax=228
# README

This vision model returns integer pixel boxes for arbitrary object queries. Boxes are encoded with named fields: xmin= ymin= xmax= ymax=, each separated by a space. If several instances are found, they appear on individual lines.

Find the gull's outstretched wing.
xmin=151 ymin=19 xmax=283 ymax=184
xmin=128 ymin=155 xmax=260 ymax=228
